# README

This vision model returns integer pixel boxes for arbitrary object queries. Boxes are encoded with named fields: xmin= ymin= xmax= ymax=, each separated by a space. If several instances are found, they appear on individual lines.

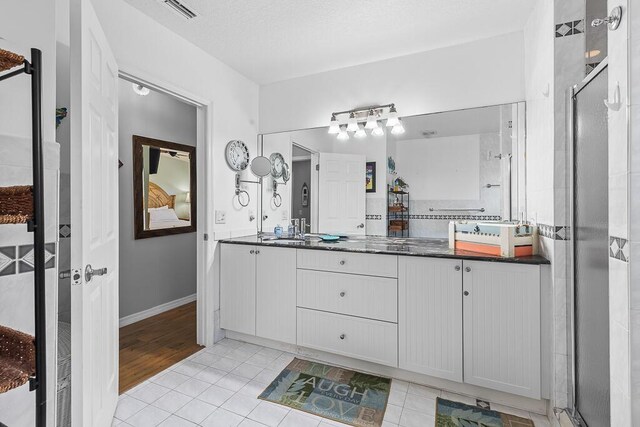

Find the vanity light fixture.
xmin=327 ymin=103 xmax=401 ymax=140
xmin=391 ymin=118 xmax=405 ymax=135
xmin=132 ymin=83 xmax=150 ymax=96
xmin=328 ymin=115 xmax=340 ymax=134
xmin=354 ymin=124 xmax=367 ymax=139
xmin=346 ymin=112 xmax=359 ymax=132
xmin=386 ymin=105 xmax=400 ymax=127
xmin=337 ymin=125 xmax=350 ymax=141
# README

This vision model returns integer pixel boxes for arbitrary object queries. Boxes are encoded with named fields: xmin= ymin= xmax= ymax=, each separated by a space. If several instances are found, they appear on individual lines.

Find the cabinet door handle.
xmin=249 ymin=249 xmax=255 ymax=254
xmin=339 ymin=334 xmax=346 ymax=340
xmin=463 ymin=291 xmax=470 ymax=296
xmin=339 ymin=291 xmax=346 ymax=297
xmin=255 ymin=250 xmax=260 ymax=254
xmin=465 ymin=267 xmax=471 ymax=272
xmin=455 ymin=265 xmax=461 ymax=271
xmin=339 ymin=260 xmax=346 ymax=265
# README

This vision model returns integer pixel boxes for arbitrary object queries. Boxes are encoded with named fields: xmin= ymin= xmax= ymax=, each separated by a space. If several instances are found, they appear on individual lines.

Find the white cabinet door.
xmin=256 ymin=246 xmax=297 ymax=344
xmin=220 ymin=244 xmax=256 ymax=335
xmin=398 ymin=257 xmax=463 ymax=382
xmin=463 ymin=261 xmax=541 ymax=398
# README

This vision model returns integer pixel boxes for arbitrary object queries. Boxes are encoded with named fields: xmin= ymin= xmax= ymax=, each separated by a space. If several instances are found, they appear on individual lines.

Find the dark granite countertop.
xmin=219 ymin=235 xmax=550 ymax=265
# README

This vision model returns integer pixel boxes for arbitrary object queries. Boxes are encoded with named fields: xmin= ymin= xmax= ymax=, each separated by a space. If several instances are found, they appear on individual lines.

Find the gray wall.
xmin=291 ymin=160 xmax=311 ymax=224
xmin=118 ymin=78 xmax=197 ymax=318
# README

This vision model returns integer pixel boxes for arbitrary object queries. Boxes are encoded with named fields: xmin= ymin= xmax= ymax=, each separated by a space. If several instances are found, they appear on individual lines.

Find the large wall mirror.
xmin=133 ymin=135 xmax=196 ymax=239
xmin=258 ymin=102 xmax=525 ymax=238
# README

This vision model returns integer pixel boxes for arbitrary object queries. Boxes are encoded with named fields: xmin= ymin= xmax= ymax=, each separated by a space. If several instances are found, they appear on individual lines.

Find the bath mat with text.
xmin=435 ymin=397 xmax=535 ymax=426
xmin=258 ymin=358 xmax=390 ymax=427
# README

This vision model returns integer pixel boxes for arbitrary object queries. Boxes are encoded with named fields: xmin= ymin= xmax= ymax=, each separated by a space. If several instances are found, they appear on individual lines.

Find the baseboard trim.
xmin=119 ymin=293 xmax=196 ymax=328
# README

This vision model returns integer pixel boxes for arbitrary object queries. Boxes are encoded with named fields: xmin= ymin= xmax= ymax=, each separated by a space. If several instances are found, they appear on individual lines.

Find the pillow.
xmin=148 ymin=205 xmax=169 ymax=211
xmin=149 ymin=208 xmax=180 ymax=223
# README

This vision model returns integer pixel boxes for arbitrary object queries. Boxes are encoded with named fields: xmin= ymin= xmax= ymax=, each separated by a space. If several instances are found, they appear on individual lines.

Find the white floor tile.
xmin=115 ymin=396 xmax=147 ymax=420
xmin=205 ymin=344 xmax=232 ymax=356
xmin=172 ymin=360 xmax=206 ymax=377
xmin=198 ymin=366 xmax=228 ymax=384
xmin=237 ymin=380 xmax=268 ymax=398
xmin=217 ymin=373 xmax=251 ymax=392
xmin=191 ymin=352 xmax=221 ymax=367
xmin=226 ymin=348 xmax=255 ymax=362
xmin=200 ymin=408 xmax=245 ymax=427
xmin=245 ymin=353 xmax=276 ymax=368
xmin=238 ymin=418 xmax=267 ymax=427
xmin=128 ymin=382 xmax=171 ymax=404
xmin=381 ymin=422 xmax=399 ymax=427
xmin=173 ymin=399 xmax=218 ymax=424
xmin=126 ymin=405 xmax=171 ymax=427
xmin=407 ymin=383 xmax=440 ymax=399
xmin=399 ymin=408 xmax=435 ymax=427
xmin=173 ymin=377 xmax=211 ymax=397
xmin=253 ymin=369 xmax=280 ymax=385
xmin=383 ymin=404 xmax=403 ymax=424
xmin=152 ymin=371 xmax=190 ymax=389
xmin=238 ymin=343 xmax=263 ymax=354
xmin=255 ymin=347 xmax=282 ymax=360
xmin=157 ymin=415 xmax=197 ymax=427
xmin=402 ymin=394 xmax=436 ymax=415
xmin=197 ymin=384 xmax=236 ymax=406
xmin=278 ymin=411 xmax=321 ymax=427
xmin=221 ymin=393 xmax=261 ymax=417
xmin=231 ymin=362 xmax=264 ymax=379
xmin=151 ymin=390 xmax=192 ymax=413
xmin=216 ymin=357 xmax=245 ymax=372
xmin=390 ymin=380 xmax=409 ymax=394
xmin=388 ymin=390 xmax=407 ymax=406
xmin=247 ymin=401 xmax=289 ymax=426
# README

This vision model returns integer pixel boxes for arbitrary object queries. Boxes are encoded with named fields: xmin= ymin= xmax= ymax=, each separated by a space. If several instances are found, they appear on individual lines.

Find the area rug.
xmin=258 ymin=358 xmax=391 ymax=427
xmin=435 ymin=397 xmax=535 ymax=427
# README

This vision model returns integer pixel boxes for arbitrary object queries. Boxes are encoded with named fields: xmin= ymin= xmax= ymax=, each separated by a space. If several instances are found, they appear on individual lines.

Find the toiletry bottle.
xmin=274 ymin=224 xmax=283 ymax=238
xmin=287 ymin=221 xmax=295 ymax=238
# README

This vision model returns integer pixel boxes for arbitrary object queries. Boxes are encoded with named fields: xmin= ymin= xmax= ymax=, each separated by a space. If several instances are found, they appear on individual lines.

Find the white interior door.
xmin=70 ymin=0 xmax=119 ymax=425
xmin=318 ymin=153 xmax=366 ymax=235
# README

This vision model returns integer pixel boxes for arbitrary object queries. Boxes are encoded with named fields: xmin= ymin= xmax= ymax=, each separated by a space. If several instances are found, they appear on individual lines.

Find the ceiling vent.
xmin=162 ymin=0 xmax=197 ymax=20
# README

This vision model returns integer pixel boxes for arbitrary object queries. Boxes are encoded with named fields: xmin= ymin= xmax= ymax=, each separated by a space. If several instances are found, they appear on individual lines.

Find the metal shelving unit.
xmin=387 ymin=186 xmax=410 ymax=237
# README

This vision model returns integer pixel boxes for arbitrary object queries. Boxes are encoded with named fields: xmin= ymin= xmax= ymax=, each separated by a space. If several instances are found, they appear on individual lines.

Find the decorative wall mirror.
xmin=133 ymin=135 xmax=196 ymax=239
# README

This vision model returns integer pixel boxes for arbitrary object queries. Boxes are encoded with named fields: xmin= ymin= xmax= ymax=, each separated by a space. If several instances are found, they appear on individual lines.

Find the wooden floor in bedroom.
xmin=119 ymin=301 xmax=203 ymax=394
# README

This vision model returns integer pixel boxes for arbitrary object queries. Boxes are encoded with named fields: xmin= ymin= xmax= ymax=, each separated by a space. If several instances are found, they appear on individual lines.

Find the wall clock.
xmin=225 ymin=140 xmax=250 ymax=171
xmin=270 ymin=152 xmax=285 ymax=178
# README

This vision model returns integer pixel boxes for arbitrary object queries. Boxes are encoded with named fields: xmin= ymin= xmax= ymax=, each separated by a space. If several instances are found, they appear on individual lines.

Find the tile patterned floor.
xmin=113 ymin=338 xmax=551 ymax=427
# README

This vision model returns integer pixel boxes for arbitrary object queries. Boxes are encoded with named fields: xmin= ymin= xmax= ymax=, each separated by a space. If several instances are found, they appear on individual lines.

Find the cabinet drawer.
xmin=297 ymin=270 xmax=397 ymax=322
xmin=297 ymin=308 xmax=398 ymax=367
xmin=297 ymin=250 xmax=397 ymax=278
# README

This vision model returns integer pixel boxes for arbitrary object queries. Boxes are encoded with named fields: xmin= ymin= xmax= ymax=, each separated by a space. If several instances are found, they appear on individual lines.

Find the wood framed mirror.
xmin=133 ymin=135 xmax=196 ymax=239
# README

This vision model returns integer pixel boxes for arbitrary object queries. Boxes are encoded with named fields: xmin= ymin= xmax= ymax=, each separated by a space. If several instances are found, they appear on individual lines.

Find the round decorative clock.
xmin=225 ymin=140 xmax=250 ymax=171
xmin=270 ymin=152 xmax=285 ymax=178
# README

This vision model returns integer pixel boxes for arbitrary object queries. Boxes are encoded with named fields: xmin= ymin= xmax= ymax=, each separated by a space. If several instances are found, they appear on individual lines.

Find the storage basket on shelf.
xmin=0 ymin=186 xmax=34 ymax=224
xmin=0 ymin=325 xmax=36 ymax=394
xmin=0 ymin=49 xmax=24 ymax=72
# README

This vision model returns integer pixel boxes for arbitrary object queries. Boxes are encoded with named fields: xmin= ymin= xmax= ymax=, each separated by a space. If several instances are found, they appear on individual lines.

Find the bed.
xmin=147 ymin=182 xmax=190 ymax=230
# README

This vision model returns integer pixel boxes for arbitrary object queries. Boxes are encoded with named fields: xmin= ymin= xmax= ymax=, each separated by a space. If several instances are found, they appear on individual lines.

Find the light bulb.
xmin=365 ymin=110 xmax=378 ymax=129
xmin=386 ymin=105 xmax=399 ymax=127
xmin=132 ymin=83 xmax=150 ymax=96
xmin=337 ymin=126 xmax=349 ymax=141
xmin=354 ymin=125 xmax=367 ymax=138
xmin=346 ymin=112 xmax=359 ymax=132
xmin=328 ymin=115 xmax=340 ymax=134
xmin=391 ymin=120 xmax=405 ymax=135
xmin=372 ymin=124 xmax=384 ymax=137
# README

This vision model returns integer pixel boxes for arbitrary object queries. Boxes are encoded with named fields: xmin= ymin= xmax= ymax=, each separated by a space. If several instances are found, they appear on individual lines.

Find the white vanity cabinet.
xmin=219 ymin=244 xmax=297 ymax=344
xmin=220 ymin=244 xmax=256 ymax=335
xmin=462 ymin=260 xmax=541 ymax=399
xmin=398 ymin=256 xmax=463 ymax=382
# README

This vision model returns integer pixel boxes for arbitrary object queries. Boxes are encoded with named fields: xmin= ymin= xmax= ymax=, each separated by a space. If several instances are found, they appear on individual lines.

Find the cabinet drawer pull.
xmin=255 ymin=250 xmax=260 ymax=254
xmin=339 ymin=291 xmax=346 ymax=297
xmin=465 ymin=266 xmax=471 ymax=272
xmin=455 ymin=265 xmax=461 ymax=271
xmin=463 ymin=291 xmax=470 ymax=296
xmin=249 ymin=249 xmax=255 ymax=254
xmin=339 ymin=334 xmax=346 ymax=340
xmin=339 ymin=260 xmax=346 ymax=265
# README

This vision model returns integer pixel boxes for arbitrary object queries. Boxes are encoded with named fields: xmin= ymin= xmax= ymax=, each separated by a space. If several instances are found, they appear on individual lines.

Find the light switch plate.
xmin=215 ymin=210 xmax=226 ymax=224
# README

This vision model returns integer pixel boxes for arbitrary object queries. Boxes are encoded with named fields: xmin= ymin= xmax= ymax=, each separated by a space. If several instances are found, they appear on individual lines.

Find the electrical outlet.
xmin=215 ymin=210 xmax=226 ymax=224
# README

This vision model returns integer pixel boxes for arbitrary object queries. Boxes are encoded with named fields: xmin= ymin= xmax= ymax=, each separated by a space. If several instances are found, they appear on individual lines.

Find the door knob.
xmin=463 ymin=291 xmax=470 ymax=296
xmin=357 ymin=223 xmax=364 ymax=228
xmin=340 ymin=291 xmax=346 ymax=297
xmin=339 ymin=334 xmax=346 ymax=340
xmin=85 ymin=264 xmax=108 ymax=282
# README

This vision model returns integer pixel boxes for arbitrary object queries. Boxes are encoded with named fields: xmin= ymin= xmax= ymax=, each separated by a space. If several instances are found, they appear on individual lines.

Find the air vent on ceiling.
xmin=163 ymin=0 xmax=197 ymax=20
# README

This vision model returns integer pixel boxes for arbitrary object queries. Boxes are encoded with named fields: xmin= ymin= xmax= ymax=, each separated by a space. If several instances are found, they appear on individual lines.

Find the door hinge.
xmin=204 ymin=233 xmax=209 ymax=241
xmin=316 ymin=164 xmax=320 ymax=171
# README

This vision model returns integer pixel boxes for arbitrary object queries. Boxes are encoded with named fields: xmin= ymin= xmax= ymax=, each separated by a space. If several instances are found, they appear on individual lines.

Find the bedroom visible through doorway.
xmin=117 ymin=76 xmax=202 ymax=393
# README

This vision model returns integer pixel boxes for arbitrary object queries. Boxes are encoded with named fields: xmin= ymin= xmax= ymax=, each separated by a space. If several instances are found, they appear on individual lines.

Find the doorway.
xmin=570 ymin=62 xmax=610 ymax=426
xmin=116 ymin=76 xmax=203 ymax=393
xmin=290 ymin=144 xmax=314 ymax=232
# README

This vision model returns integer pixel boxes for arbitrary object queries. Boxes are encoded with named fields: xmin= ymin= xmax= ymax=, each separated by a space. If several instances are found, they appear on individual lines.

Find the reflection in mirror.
xmin=250 ymin=156 xmax=272 ymax=177
xmin=133 ymin=135 xmax=196 ymax=239
xmin=258 ymin=103 xmax=525 ymax=239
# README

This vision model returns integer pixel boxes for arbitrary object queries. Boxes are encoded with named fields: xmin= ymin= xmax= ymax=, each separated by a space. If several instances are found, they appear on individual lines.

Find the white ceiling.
xmin=124 ymin=0 xmax=535 ymax=85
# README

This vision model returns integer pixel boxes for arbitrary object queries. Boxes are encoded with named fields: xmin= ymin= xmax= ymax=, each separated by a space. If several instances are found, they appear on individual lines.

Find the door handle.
xmin=357 ymin=223 xmax=364 ymax=228
xmin=85 ymin=264 xmax=108 ymax=282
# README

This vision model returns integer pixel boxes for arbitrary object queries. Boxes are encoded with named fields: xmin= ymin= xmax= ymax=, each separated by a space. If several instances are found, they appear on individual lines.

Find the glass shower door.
xmin=573 ymin=64 xmax=610 ymax=427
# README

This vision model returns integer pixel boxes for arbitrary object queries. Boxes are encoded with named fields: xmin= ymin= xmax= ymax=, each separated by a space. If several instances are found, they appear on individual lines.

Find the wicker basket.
xmin=0 ymin=186 xmax=33 ymax=224
xmin=0 ymin=325 xmax=36 ymax=394
xmin=0 ymin=49 xmax=24 ymax=72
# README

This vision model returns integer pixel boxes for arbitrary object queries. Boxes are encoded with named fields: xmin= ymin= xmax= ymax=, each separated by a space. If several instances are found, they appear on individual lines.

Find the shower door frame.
xmin=567 ymin=57 xmax=609 ymax=427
